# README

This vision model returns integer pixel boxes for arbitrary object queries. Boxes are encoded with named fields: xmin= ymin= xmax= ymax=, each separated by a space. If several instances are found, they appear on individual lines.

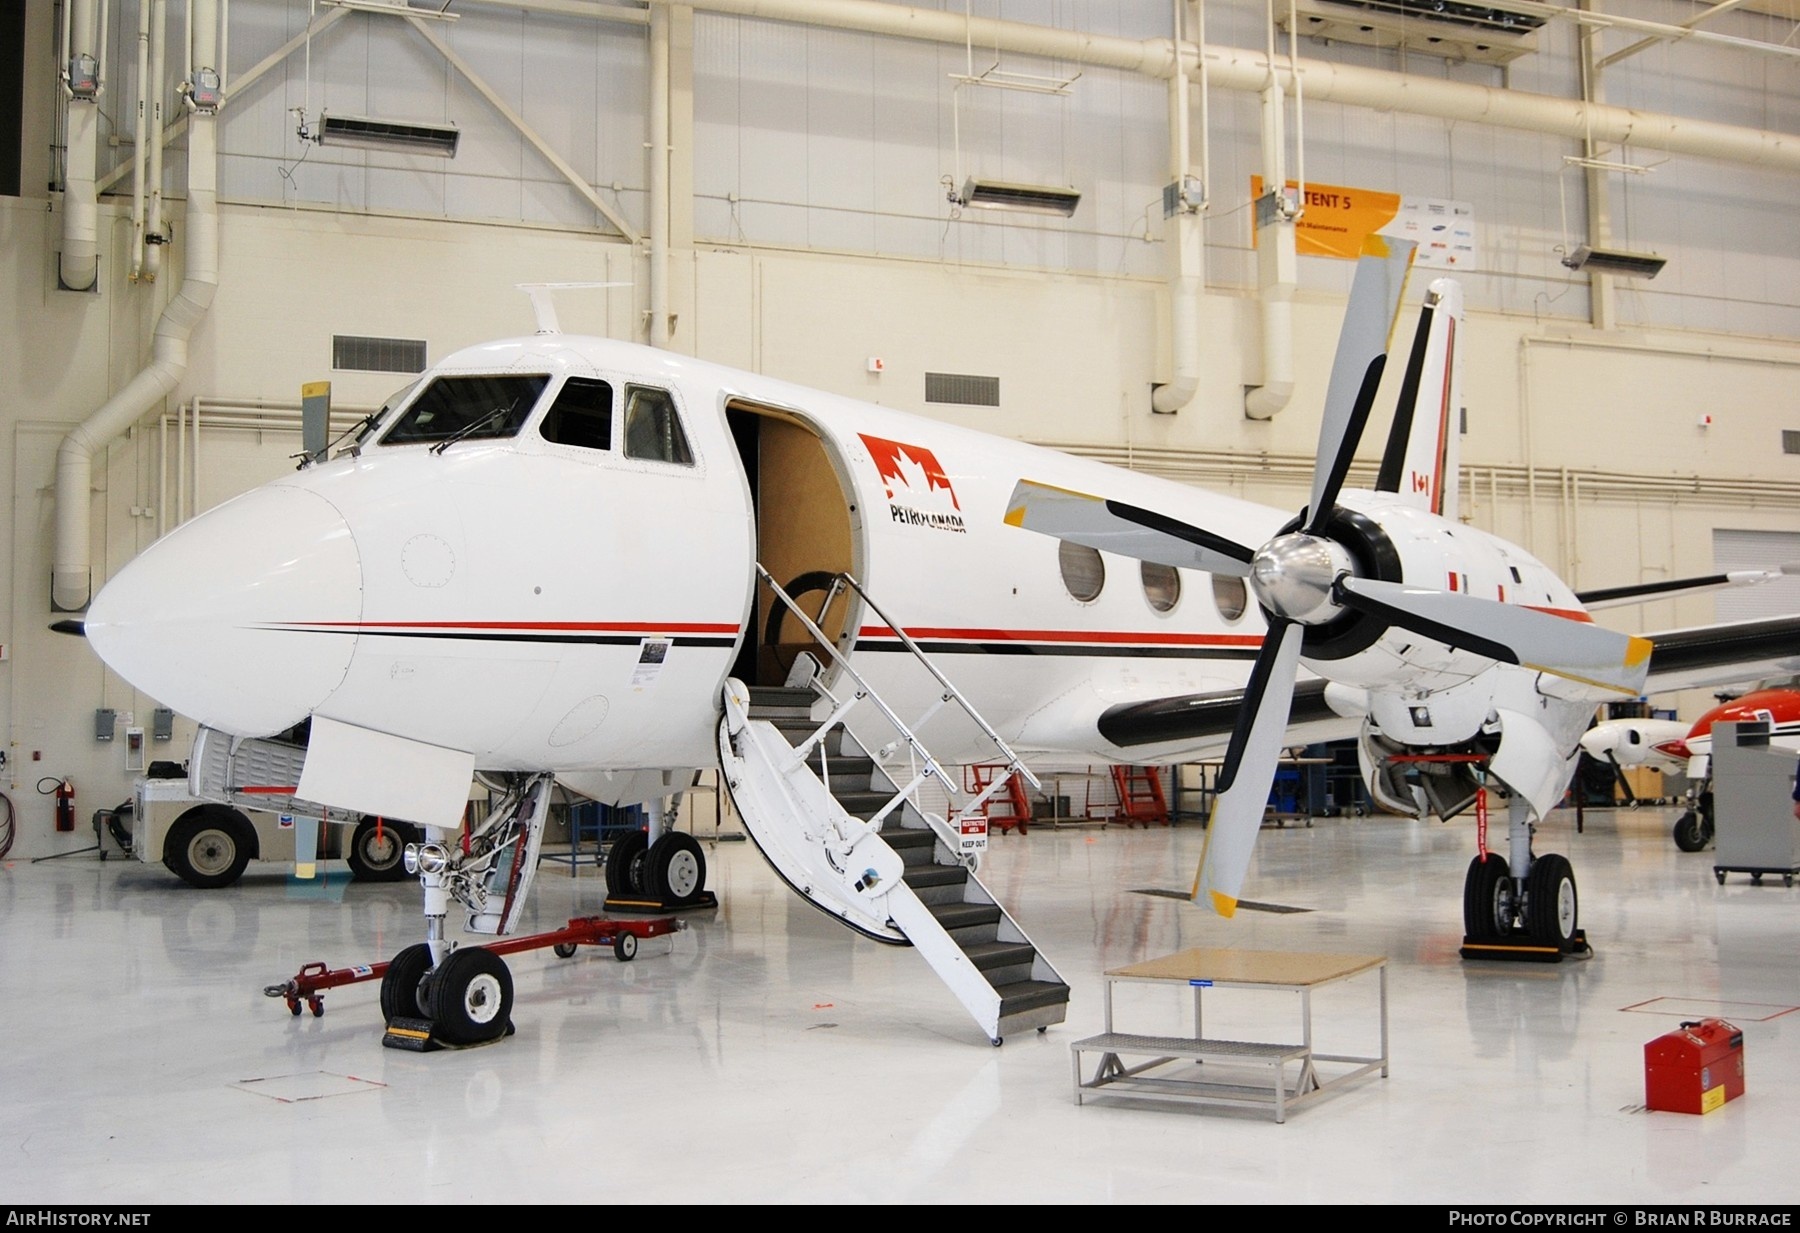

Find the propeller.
xmin=1006 ymin=236 xmax=1652 ymax=916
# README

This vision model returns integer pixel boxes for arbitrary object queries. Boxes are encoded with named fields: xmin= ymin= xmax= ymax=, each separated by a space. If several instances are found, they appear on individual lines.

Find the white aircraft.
xmin=73 ymin=241 xmax=1800 ymax=1045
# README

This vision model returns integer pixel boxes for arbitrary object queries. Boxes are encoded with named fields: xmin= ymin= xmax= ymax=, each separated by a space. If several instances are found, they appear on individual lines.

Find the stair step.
xmin=995 ymin=979 xmax=1072 ymax=1018
xmin=962 ymin=940 xmax=1037 ymax=972
xmin=902 ymin=864 xmax=968 ymax=891
xmin=833 ymin=790 xmax=891 ymax=820
xmin=929 ymin=902 xmax=1001 ymax=933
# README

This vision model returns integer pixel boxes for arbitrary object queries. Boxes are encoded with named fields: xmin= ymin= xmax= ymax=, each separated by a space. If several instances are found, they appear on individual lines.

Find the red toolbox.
xmin=1644 ymin=1018 xmax=1745 ymax=1114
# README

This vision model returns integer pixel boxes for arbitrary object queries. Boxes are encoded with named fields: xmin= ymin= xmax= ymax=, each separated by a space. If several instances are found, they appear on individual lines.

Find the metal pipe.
xmin=645 ymin=0 xmax=1800 ymax=174
xmin=53 ymin=0 xmax=223 ymax=612
xmin=131 ymin=0 xmax=150 ymax=281
xmin=1150 ymin=0 xmax=1201 ymax=415
xmin=648 ymin=3 xmax=671 ymax=348
xmin=145 ymin=0 xmax=168 ymax=281
xmin=58 ymin=0 xmax=101 ymax=292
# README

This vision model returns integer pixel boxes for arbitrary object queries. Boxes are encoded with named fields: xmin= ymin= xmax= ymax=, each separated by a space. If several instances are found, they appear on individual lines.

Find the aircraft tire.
xmin=1462 ymin=852 xmax=1513 ymax=941
xmin=347 ymin=817 xmax=417 ymax=881
xmin=426 ymin=947 xmax=513 ymax=1046
xmin=646 ymin=831 xmax=706 ymax=901
xmin=162 ymin=805 xmax=255 ymax=889
xmin=605 ymin=828 xmax=650 ymax=896
xmin=1525 ymin=854 xmax=1579 ymax=950
xmin=379 ymin=942 xmax=434 ymax=1022
xmin=1673 ymin=811 xmax=1709 ymax=853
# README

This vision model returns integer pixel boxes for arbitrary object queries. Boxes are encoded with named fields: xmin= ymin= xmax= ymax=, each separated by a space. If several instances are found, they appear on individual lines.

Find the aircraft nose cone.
xmin=86 ymin=485 xmax=362 ymax=736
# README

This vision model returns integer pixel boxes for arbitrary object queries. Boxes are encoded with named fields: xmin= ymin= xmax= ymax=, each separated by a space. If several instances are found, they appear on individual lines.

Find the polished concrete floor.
xmin=3 ymin=798 xmax=1797 ymax=1206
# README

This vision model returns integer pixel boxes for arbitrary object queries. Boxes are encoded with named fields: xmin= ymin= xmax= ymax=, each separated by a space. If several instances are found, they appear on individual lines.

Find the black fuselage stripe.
xmin=854 ymin=639 xmax=1259 ymax=660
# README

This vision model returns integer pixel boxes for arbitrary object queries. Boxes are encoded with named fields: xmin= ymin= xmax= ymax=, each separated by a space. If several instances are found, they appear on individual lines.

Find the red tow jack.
xmin=263 ymin=915 xmax=685 ymax=1019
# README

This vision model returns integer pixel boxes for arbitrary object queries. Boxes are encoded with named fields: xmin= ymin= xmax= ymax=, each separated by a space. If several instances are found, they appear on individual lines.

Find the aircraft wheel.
xmin=1673 ymin=811 xmax=1709 ymax=853
xmin=347 ymin=817 xmax=416 ymax=881
xmin=604 ymin=829 xmax=650 ymax=896
xmin=426 ymin=947 xmax=513 ymax=1046
xmin=646 ymin=831 xmax=706 ymax=901
xmin=163 ymin=805 xmax=255 ymax=889
xmin=1462 ymin=852 xmax=1513 ymax=941
xmin=1525 ymin=854 xmax=1579 ymax=950
xmin=379 ymin=942 xmax=434 ymax=1022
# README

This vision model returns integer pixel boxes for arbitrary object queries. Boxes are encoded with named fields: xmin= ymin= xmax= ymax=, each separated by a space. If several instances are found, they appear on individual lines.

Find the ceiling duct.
xmin=954 ymin=178 xmax=1081 ymax=216
xmin=317 ymin=112 xmax=460 ymax=157
xmin=1560 ymin=245 xmax=1667 ymax=279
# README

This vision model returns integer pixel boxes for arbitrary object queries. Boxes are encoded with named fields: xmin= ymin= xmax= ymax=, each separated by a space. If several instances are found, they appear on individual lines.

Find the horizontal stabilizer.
xmin=1003 ymin=478 xmax=1254 ymax=576
xmin=1578 ymin=567 xmax=1798 ymax=611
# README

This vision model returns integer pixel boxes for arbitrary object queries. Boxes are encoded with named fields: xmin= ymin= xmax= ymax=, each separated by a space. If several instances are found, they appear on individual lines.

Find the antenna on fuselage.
xmin=514 ymin=282 xmax=627 ymax=335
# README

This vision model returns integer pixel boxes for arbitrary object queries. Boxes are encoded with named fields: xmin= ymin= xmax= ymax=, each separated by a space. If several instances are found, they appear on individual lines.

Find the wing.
xmin=1641 ymin=614 xmax=1800 ymax=696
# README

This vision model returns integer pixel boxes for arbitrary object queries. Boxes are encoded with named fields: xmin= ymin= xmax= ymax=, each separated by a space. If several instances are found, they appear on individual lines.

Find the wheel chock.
xmin=382 ymin=1016 xmax=442 ymax=1052
xmin=1459 ymin=929 xmax=1590 ymax=963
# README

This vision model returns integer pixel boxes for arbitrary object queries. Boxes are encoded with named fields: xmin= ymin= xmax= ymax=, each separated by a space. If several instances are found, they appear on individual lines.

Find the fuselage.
xmin=85 ymin=330 xmax=1603 ymax=810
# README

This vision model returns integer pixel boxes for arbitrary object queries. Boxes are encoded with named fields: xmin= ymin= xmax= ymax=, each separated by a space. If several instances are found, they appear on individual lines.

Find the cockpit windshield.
xmin=380 ymin=374 xmax=549 ymax=447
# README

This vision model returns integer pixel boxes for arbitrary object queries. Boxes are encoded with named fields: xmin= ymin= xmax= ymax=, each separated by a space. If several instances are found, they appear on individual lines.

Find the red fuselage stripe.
xmin=860 ymin=625 xmax=1263 ymax=647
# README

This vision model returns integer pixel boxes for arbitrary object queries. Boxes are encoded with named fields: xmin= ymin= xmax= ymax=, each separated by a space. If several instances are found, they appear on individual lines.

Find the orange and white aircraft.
xmin=1580 ymin=682 xmax=1800 ymax=851
xmin=73 ymin=241 xmax=1800 ymax=1044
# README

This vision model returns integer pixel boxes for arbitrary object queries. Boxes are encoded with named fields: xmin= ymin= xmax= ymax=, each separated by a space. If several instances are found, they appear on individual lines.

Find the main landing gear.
xmin=1459 ymin=796 xmax=1589 ymax=963
xmin=602 ymin=827 xmax=718 ymax=912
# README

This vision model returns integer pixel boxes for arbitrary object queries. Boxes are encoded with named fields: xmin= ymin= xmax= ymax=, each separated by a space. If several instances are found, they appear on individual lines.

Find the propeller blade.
xmin=1304 ymin=239 xmax=1417 ymax=534
xmin=1335 ymin=576 xmax=1653 ymax=696
xmin=1004 ymin=479 xmax=1255 ymax=577
xmin=1192 ymin=618 xmax=1305 ymax=917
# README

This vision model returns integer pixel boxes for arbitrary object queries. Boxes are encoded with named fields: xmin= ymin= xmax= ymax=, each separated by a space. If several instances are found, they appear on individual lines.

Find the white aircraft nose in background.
xmin=85 ymin=483 xmax=363 ymax=738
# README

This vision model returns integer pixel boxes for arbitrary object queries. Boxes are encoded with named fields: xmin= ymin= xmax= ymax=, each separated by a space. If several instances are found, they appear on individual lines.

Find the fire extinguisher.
xmin=41 ymin=777 xmax=75 ymax=832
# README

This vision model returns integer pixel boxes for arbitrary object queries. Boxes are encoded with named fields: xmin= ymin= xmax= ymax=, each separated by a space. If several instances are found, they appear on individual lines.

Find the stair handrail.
xmin=756 ymin=565 xmax=1041 ymax=831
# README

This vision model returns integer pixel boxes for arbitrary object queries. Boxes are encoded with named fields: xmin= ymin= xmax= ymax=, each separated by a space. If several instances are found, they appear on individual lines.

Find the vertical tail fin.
xmin=1373 ymin=278 xmax=1463 ymax=520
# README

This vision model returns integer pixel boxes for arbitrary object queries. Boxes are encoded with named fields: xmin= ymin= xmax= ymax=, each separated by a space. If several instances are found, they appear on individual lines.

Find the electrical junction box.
xmin=1645 ymin=1018 xmax=1745 ymax=1114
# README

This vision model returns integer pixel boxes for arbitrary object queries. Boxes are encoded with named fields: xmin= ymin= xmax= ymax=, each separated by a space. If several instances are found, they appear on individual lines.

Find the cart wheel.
xmin=614 ymin=932 xmax=638 ymax=962
xmin=991 ymin=1036 xmax=1004 ymax=1047
xmin=1753 ymin=873 xmax=1764 ymax=885
xmin=286 ymin=997 xmax=301 ymax=1017
xmin=309 ymin=997 xmax=324 ymax=1018
xmin=1716 ymin=870 xmax=1727 ymax=885
xmin=553 ymin=942 xmax=578 ymax=959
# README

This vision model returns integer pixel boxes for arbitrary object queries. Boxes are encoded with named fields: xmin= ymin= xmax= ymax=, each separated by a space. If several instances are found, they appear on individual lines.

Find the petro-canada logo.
xmin=859 ymin=433 xmax=966 ymax=533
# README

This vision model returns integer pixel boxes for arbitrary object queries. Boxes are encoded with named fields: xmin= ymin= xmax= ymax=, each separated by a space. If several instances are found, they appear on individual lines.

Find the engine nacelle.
xmin=1299 ymin=491 xmax=1589 ymax=700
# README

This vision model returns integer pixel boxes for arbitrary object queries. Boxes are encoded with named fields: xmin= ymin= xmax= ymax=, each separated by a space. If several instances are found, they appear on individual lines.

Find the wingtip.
xmin=49 ymin=619 xmax=86 ymax=637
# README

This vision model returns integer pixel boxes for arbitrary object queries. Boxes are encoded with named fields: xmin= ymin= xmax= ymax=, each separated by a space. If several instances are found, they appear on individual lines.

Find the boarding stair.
xmin=1108 ymin=765 xmax=1170 ymax=828
xmin=717 ymin=568 xmax=1069 ymax=1046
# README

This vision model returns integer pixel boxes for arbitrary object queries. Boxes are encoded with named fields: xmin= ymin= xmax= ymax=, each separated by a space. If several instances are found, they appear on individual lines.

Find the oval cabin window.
xmin=1212 ymin=573 xmax=1248 ymax=622
xmin=1141 ymin=561 xmax=1180 ymax=614
xmin=1059 ymin=541 xmax=1105 ymax=603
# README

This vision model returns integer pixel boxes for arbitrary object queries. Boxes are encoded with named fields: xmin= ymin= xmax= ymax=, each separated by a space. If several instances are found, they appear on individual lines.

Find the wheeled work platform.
xmin=1071 ymin=948 xmax=1388 ymax=1123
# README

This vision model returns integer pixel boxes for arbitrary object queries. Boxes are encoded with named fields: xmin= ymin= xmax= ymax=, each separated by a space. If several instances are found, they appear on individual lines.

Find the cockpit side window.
xmin=539 ymin=377 xmax=614 ymax=452
xmin=623 ymin=385 xmax=694 ymax=466
xmin=380 ymin=374 xmax=548 ymax=446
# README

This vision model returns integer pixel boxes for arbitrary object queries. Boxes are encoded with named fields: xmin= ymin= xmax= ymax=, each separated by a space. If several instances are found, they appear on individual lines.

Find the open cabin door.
xmin=727 ymin=403 xmax=862 ymax=688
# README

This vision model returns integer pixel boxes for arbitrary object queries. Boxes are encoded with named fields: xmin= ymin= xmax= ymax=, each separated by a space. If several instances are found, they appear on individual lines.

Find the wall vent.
xmin=925 ymin=372 xmax=1000 ymax=407
xmin=333 ymin=335 xmax=428 ymax=374
xmin=1783 ymin=430 xmax=1800 ymax=455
